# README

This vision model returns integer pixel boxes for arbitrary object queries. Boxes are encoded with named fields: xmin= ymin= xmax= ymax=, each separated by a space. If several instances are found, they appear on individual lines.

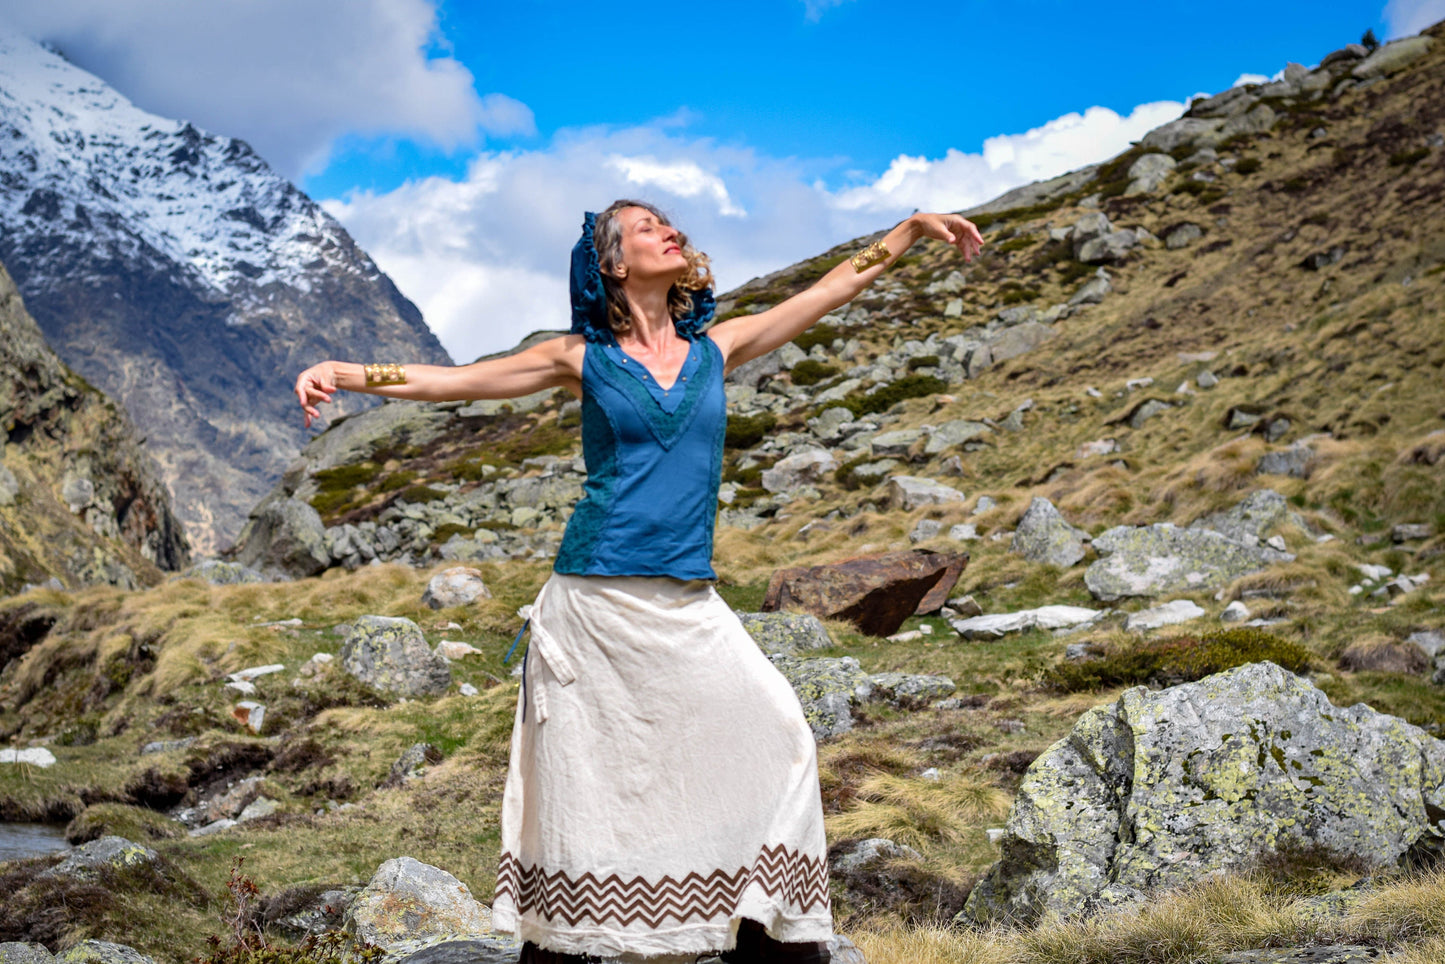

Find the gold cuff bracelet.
xmin=850 ymin=239 xmax=891 ymax=272
xmin=364 ymin=363 xmax=406 ymax=386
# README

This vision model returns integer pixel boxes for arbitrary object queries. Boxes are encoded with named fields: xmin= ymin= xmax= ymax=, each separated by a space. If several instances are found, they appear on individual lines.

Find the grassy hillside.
xmin=3 ymin=24 xmax=1445 ymax=964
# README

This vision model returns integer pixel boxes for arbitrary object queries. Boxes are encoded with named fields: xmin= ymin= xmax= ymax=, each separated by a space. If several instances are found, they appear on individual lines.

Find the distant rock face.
xmin=0 ymin=259 xmax=188 ymax=592
xmin=0 ymin=33 xmax=450 ymax=553
xmin=340 ymin=616 xmax=452 ymax=698
xmin=965 ymin=662 xmax=1445 ymax=925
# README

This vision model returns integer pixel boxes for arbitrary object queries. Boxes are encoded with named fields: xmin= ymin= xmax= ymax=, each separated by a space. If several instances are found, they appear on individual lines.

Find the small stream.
xmin=0 ymin=822 xmax=71 ymax=861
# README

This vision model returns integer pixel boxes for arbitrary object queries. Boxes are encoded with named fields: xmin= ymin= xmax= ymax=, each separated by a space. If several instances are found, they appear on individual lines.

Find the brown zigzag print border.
xmin=494 ymin=844 xmax=828 ymax=928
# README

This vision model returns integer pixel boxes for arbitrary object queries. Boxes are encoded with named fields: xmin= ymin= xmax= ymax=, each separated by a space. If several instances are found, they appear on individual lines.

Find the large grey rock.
xmin=870 ymin=429 xmax=924 ymax=458
xmin=42 ymin=836 xmax=158 ymax=880
xmin=967 ymin=663 xmax=1445 ymax=926
xmin=885 ymin=476 xmax=964 ymax=511
xmin=833 ymin=837 xmax=923 ymax=875
xmin=232 ymin=497 xmax=330 ymax=578
xmin=1165 ymin=223 xmax=1204 ymax=250
xmin=1070 ymin=212 xmax=1111 ymax=250
xmin=760 ymin=448 xmax=837 ymax=493
xmin=1192 ymin=489 xmax=1292 ymax=544
xmin=1086 ymin=523 xmax=1293 ymax=601
xmin=1068 ymin=269 xmax=1112 ymax=306
xmin=55 ymin=943 xmax=155 ymax=964
xmin=989 ymin=321 xmax=1055 ymax=363
xmin=1257 ymin=443 xmax=1314 ymax=479
xmin=1188 ymin=85 xmax=1258 ymax=119
xmin=341 ymin=616 xmax=452 ymax=698
xmin=951 ymin=605 xmax=1101 ymax=639
xmin=1218 ymin=103 xmax=1277 ymax=141
xmin=1141 ymin=117 xmax=1224 ymax=153
xmin=0 ymin=944 xmax=55 ymax=964
xmin=736 ymin=612 xmax=834 ymax=655
xmin=344 ymin=856 xmax=493 ymax=948
xmin=770 ymin=655 xmax=872 ymax=740
xmin=1125 ymin=153 xmax=1176 ymax=194
xmin=1077 ymin=230 xmax=1139 ymax=264
xmin=386 ymin=937 xmax=521 ymax=964
xmin=923 ymin=419 xmax=991 ymax=455
xmin=868 ymin=672 xmax=956 ymax=705
xmin=421 ymin=567 xmax=491 ymax=609
xmin=1010 ymin=497 xmax=1088 ymax=568
xmin=1352 ymin=36 xmax=1434 ymax=79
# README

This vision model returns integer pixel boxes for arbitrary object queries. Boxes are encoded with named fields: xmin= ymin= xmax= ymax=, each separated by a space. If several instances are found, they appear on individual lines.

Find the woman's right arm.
xmin=295 ymin=334 xmax=586 ymax=428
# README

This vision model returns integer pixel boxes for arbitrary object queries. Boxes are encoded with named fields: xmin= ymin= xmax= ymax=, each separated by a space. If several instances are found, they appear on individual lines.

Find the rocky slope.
xmin=0 ymin=257 xmax=188 ymax=593
xmin=2 ymin=23 xmax=1445 ymax=964
xmin=0 ymin=30 xmax=451 ymax=555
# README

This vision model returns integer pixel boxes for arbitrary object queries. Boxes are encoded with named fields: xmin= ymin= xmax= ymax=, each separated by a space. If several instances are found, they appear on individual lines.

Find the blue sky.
xmin=8 ymin=0 xmax=1444 ymax=360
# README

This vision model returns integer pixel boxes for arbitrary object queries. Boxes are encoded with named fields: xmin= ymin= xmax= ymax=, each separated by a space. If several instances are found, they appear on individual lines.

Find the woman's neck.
xmin=621 ymin=282 xmax=678 ymax=351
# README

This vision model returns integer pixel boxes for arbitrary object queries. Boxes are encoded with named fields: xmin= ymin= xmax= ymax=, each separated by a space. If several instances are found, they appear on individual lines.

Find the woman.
xmin=295 ymin=201 xmax=983 ymax=963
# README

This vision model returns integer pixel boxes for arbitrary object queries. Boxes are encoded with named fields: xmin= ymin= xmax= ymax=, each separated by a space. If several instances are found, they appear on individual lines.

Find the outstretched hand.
xmin=911 ymin=212 xmax=985 ymax=262
xmin=295 ymin=361 xmax=339 ymax=428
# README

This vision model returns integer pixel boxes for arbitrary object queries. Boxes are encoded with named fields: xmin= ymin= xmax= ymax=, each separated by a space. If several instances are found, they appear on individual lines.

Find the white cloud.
xmin=324 ymin=97 xmax=1191 ymax=364
xmin=1232 ymin=72 xmax=1271 ymax=87
xmin=830 ymin=100 xmax=1187 ymax=215
xmin=802 ymin=0 xmax=858 ymax=22
xmin=5 ymin=0 xmax=524 ymax=178
xmin=1384 ymin=0 xmax=1445 ymax=37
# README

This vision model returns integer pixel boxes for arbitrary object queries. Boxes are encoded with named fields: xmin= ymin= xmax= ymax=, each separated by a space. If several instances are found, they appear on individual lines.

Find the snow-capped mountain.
xmin=0 ymin=29 xmax=451 ymax=553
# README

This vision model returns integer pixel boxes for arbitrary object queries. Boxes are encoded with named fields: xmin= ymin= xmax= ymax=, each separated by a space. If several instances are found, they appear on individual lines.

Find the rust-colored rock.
xmin=762 ymin=549 xmax=968 ymax=637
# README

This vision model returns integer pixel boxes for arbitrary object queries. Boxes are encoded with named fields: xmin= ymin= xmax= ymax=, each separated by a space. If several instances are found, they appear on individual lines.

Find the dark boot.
xmin=720 ymin=919 xmax=831 ymax=964
xmin=519 ymin=941 xmax=590 ymax=964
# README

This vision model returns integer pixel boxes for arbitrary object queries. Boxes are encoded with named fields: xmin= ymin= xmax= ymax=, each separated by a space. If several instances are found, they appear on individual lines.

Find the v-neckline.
xmin=614 ymin=339 xmax=690 ymax=391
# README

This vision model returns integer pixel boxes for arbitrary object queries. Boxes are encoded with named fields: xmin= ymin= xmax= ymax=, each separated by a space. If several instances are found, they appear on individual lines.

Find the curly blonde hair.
xmin=593 ymin=199 xmax=713 ymax=336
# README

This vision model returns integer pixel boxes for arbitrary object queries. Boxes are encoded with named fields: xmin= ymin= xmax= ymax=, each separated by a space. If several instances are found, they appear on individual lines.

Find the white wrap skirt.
xmin=491 ymin=573 xmax=833 ymax=959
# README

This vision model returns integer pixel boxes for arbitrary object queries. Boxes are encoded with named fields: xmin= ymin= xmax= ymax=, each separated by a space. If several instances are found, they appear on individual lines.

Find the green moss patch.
xmin=1043 ymin=628 xmax=1312 ymax=693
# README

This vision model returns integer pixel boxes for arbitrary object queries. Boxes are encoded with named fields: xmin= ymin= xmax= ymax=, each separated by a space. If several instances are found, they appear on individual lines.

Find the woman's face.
xmin=614 ymin=206 xmax=689 ymax=284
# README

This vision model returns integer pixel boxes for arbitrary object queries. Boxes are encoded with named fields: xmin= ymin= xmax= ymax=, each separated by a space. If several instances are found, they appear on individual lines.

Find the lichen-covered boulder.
xmin=736 ymin=612 xmax=834 ymax=655
xmin=385 ymin=936 xmax=522 ymax=964
xmin=1192 ymin=489 xmax=1294 ymax=544
xmin=770 ymin=655 xmax=872 ymax=740
xmin=884 ymin=475 xmax=964 ymax=511
xmin=55 ymin=943 xmax=155 ymax=964
xmin=344 ymin=856 xmax=493 ymax=948
xmin=868 ymin=672 xmax=956 ymax=705
xmin=341 ymin=616 xmax=452 ymax=698
xmin=41 ymin=835 xmax=158 ymax=880
xmin=963 ymin=662 xmax=1445 ymax=925
xmin=1085 ymin=523 xmax=1293 ymax=601
xmin=1010 ymin=496 xmax=1088 ymax=567
xmin=0 ymin=944 xmax=55 ymax=964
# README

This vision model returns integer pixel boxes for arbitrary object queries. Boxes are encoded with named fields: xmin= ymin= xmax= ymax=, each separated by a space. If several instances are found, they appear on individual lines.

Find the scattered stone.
xmin=1164 ymin=223 xmax=1204 ymax=249
xmin=1393 ymin=523 xmax=1433 ymax=542
xmin=231 ymin=701 xmax=266 ymax=734
xmin=947 ymin=523 xmax=979 ymax=542
xmin=832 ymin=837 xmax=923 ymax=875
xmin=870 ymin=429 xmax=924 ymax=458
xmin=385 ymin=743 xmax=444 ymax=787
xmin=387 ymin=936 xmax=522 ymax=964
xmin=55 ymin=942 xmax=155 ymax=964
xmin=1193 ymin=490 xmax=1294 ymax=544
xmin=345 ymin=856 xmax=493 ymax=948
xmin=1302 ymin=246 xmax=1346 ymax=271
xmin=1068 ymin=268 xmax=1112 ymax=306
xmin=1129 ymin=399 xmax=1173 ymax=429
xmin=1077 ymin=438 xmax=1119 ymax=458
xmin=1010 ymin=497 xmax=1089 ymax=568
xmin=1125 ymin=377 xmax=1154 ymax=391
xmin=989 ymin=321 xmax=1056 ymax=363
xmin=227 ymin=663 xmax=286 ymax=682
xmin=951 ymin=606 xmax=1102 ymax=639
xmin=421 ymin=567 xmax=491 ymax=609
xmin=1222 ymin=601 xmax=1252 ymax=623
xmin=434 ymin=640 xmax=483 ymax=661
xmin=225 ymin=681 xmax=257 ymax=696
xmin=770 ymin=655 xmax=872 ymax=739
xmin=1320 ymin=43 xmax=1369 ymax=68
xmin=0 ymin=944 xmax=55 ymax=964
xmin=972 ymin=495 xmax=997 ymax=515
xmin=179 ymin=560 xmax=266 ymax=585
xmin=1125 ymin=599 xmax=1207 ymax=632
xmin=0 ymin=747 xmax=57 ymax=767
xmin=1078 ymin=229 xmax=1139 ymax=264
xmin=909 ymin=519 xmax=943 ymax=543
xmin=271 ymin=887 xmax=361 ymax=941
xmin=761 ymin=448 xmax=838 ymax=493
xmin=1351 ymin=36 xmax=1434 ymax=80
xmin=1141 ymin=116 xmax=1225 ymax=153
xmin=1070 ymin=211 xmax=1112 ymax=253
xmin=458 ymin=683 xmax=479 ymax=697
xmin=140 ymin=737 xmax=195 ymax=756
xmin=1406 ymin=630 xmax=1445 ymax=661
xmin=963 ymin=662 xmax=1445 ymax=925
xmin=341 ymin=616 xmax=452 ymax=698
xmin=736 ymin=611 xmax=834 ymax=655
xmin=1125 ymin=153 xmax=1176 ymax=194
xmin=922 ymin=419 xmax=991 ymax=455
xmin=868 ymin=672 xmax=957 ymax=705
xmin=42 ymin=835 xmax=158 ymax=881
xmin=885 ymin=476 xmax=965 ymax=511
xmin=1196 ymin=370 xmax=1219 ymax=389
xmin=189 ymin=819 xmax=236 ymax=837
xmin=237 ymin=796 xmax=280 ymax=823
xmin=763 ymin=550 xmax=968 ymax=636
xmin=1217 ymin=947 xmax=1388 ymax=963
xmin=1257 ymin=443 xmax=1315 ymax=478
xmin=1085 ymin=523 xmax=1293 ymax=601
xmin=947 ymin=595 xmax=984 ymax=618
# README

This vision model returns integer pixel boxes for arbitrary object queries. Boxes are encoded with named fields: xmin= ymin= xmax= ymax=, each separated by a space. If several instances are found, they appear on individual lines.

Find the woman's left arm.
xmin=707 ymin=213 xmax=984 ymax=372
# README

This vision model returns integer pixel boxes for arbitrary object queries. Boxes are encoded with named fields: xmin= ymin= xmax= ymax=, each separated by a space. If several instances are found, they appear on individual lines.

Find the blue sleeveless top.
xmin=554 ymin=333 xmax=726 ymax=580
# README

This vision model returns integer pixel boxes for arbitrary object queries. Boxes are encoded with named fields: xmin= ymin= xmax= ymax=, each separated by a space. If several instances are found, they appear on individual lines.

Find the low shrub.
xmin=725 ymin=412 xmax=777 ymax=450
xmin=835 ymin=375 xmax=948 ymax=419
xmin=791 ymin=359 xmax=841 ymax=386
